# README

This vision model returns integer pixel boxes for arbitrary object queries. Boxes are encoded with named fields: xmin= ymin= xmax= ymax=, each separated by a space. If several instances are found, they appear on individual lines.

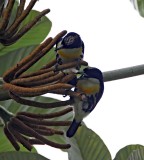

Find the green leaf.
xmin=114 ymin=144 xmax=144 ymax=160
xmin=0 ymin=10 xmax=52 ymax=56
xmin=0 ymin=96 xmax=73 ymax=151
xmin=0 ymin=45 xmax=36 ymax=76
xmin=66 ymin=125 xmax=112 ymax=160
xmin=0 ymin=45 xmax=55 ymax=76
xmin=137 ymin=0 xmax=144 ymax=17
xmin=0 ymin=151 xmax=50 ymax=160
xmin=127 ymin=148 xmax=144 ymax=160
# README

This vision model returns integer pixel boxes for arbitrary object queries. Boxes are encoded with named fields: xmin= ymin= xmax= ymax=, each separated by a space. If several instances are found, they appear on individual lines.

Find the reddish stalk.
xmin=3 ymin=125 xmax=20 ymax=151
xmin=9 ymin=92 xmax=73 ymax=109
xmin=17 ymin=107 xmax=73 ymax=119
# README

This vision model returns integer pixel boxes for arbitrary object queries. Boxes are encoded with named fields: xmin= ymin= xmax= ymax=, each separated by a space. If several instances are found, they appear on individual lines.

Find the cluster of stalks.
xmin=1 ymin=29 xmax=88 ymax=150
xmin=0 ymin=0 xmax=50 ymax=45
xmin=3 ymin=109 xmax=73 ymax=151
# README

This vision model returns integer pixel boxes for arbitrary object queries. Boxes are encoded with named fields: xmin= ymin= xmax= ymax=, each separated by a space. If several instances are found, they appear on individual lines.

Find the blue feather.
xmin=66 ymin=119 xmax=81 ymax=137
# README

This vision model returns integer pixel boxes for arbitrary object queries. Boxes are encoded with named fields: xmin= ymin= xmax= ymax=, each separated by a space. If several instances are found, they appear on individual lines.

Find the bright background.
xmin=26 ymin=0 xmax=144 ymax=159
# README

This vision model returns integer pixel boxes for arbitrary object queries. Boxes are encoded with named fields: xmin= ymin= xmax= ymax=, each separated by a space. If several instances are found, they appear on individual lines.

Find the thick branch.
xmin=103 ymin=64 xmax=144 ymax=82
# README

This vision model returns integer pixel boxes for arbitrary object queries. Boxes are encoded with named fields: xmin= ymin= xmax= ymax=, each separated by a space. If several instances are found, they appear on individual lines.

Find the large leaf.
xmin=137 ymin=0 xmax=144 ymax=17
xmin=0 ymin=151 xmax=50 ymax=160
xmin=127 ymin=148 xmax=144 ymax=160
xmin=0 ymin=9 xmax=52 ymax=56
xmin=114 ymin=144 xmax=144 ymax=160
xmin=0 ymin=45 xmax=36 ymax=76
xmin=0 ymin=96 xmax=73 ymax=152
xmin=66 ymin=125 xmax=112 ymax=160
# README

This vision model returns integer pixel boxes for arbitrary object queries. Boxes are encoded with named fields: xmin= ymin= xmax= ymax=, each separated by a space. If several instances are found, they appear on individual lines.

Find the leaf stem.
xmin=0 ymin=105 xmax=13 ymax=124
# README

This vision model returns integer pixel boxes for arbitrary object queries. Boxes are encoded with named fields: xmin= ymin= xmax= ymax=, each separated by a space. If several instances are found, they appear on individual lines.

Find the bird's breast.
xmin=57 ymin=48 xmax=82 ymax=59
xmin=77 ymin=78 xmax=100 ymax=94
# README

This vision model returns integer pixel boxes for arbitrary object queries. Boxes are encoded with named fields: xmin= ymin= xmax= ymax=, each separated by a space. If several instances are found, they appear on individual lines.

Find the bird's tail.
xmin=66 ymin=119 xmax=81 ymax=138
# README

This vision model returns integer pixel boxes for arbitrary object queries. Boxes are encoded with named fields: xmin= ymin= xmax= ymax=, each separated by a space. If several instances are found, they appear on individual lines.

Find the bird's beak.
xmin=55 ymin=45 xmax=64 ymax=51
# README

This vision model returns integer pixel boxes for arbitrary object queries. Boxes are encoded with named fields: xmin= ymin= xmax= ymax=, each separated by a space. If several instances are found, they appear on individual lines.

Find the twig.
xmin=28 ymin=138 xmax=44 ymax=145
xmin=12 ymin=71 xmax=57 ymax=85
xmin=23 ymin=124 xmax=64 ymax=135
xmin=0 ymin=0 xmax=15 ymax=32
xmin=8 ymin=122 xmax=33 ymax=151
xmin=9 ymin=92 xmax=73 ymax=108
xmin=60 ymin=73 xmax=76 ymax=83
xmin=17 ymin=107 xmax=73 ymax=119
xmin=40 ymin=59 xmax=57 ymax=70
xmin=17 ymin=115 xmax=71 ymax=126
xmin=3 ymin=125 xmax=20 ymax=151
xmin=4 ymin=83 xmax=73 ymax=96
xmin=15 ymin=0 xmax=26 ymax=18
xmin=20 ymin=73 xmax=64 ymax=87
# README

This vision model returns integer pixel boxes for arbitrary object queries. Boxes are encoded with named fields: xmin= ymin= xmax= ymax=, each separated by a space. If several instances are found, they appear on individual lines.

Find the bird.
xmin=66 ymin=67 xmax=104 ymax=137
xmin=55 ymin=32 xmax=84 ymax=73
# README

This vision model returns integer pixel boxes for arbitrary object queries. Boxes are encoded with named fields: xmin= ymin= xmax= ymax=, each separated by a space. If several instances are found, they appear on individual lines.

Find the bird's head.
xmin=55 ymin=32 xmax=83 ymax=50
xmin=80 ymin=67 xmax=103 ymax=81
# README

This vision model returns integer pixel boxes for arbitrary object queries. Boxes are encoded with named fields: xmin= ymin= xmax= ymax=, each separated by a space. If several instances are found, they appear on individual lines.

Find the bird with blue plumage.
xmin=55 ymin=32 xmax=84 ymax=73
xmin=66 ymin=67 xmax=104 ymax=137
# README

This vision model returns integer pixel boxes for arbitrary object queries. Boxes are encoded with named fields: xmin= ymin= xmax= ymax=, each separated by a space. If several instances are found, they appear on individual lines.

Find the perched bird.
xmin=66 ymin=67 xmax=104 ymax=137
xmin=55 ymin=32 xmax=84 ymax=73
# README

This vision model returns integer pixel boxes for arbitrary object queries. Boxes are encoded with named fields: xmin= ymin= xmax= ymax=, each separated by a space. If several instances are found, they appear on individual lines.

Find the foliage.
xmin=0 ymin=151 xmax=50 ymax=160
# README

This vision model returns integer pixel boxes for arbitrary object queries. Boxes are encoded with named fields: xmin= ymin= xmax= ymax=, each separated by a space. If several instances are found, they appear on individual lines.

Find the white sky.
xmin=26 ymin=0 xmax=144 ymax=159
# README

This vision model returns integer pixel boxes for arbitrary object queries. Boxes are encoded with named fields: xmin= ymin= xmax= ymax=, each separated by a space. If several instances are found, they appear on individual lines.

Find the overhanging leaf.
xmin=0 ymin=10 xmax=52 ymax=56
xmin=0 ymin=151 xmax=50 ymax=160
xmin=66 ymin=125 xmax=112 ymax=160
xmin=114 ymin=144 xmax=144 ymax=160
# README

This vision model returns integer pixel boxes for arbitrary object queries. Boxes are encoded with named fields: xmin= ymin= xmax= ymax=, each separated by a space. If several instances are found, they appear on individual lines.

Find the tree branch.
xmin=103 ymin=64 xmax=144 ymax=82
